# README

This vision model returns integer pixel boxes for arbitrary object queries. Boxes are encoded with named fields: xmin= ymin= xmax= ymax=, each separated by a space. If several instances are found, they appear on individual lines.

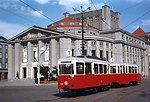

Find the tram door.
xmin=85 ymin=62 xmax=92 ymax=74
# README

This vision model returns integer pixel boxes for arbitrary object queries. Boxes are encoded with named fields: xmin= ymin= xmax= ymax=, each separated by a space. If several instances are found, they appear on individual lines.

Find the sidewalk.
xmin=0 ymin=79 xmax=57 ymax=87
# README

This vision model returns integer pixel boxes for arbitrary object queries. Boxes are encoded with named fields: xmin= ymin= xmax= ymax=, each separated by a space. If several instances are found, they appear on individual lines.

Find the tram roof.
xmin=58 ymin=57 xmax=109 ymax=64
xmin=110 ymin=62 xmax=138 ymax=66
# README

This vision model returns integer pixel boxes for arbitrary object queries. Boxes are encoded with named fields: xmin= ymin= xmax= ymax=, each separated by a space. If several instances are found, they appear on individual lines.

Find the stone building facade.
xmin=7 ymin=5 xmax=149 ymax=81
xmin=69 ymin=5 xmax=120 ymax=30
xmin=0 ymin=36 xmax=8 ymax=80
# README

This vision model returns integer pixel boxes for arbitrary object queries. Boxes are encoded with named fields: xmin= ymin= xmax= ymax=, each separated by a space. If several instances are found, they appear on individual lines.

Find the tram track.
xmin=94 ymin=80 xmax=150 ymax=102
xmin=44 ymin=79 xmax=150 ymax=102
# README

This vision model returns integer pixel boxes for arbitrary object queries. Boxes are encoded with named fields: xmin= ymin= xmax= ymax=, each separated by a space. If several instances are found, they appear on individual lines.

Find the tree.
xmin=40 ymin=65 xmax=49 ymax=80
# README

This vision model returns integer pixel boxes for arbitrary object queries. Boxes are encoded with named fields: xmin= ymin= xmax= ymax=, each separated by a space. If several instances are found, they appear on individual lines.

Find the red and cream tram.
xmin=110 ymin=63 xmax=141 ymax=86
xmin=58 ymin=57 xmax=141 ymax=91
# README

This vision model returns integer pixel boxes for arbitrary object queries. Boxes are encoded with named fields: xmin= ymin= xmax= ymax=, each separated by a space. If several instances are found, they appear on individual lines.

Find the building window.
xmin=5 ymin=53 xmax=8 ymax=59
xmin=99 ymin=41 xmax=103 ymax=47
xmin=0 ymin=52 xmax=2 ymax=58
xmin=5 ymin=45 xmax=8 ymax=49
xmin=5 ymin=63 xmax=8 ymax=69
xmin=70 ymin=22 xmax=74 ymax=25
xmin=126 ymin=36 xmax=128 ymax=41
xmin=0 ymin=63 xmax=2 ymax=68
xmin=92 ymin=40 xmax=96 ymax=45
xmin=111 ymin=51 xmax=113 ymax=58
xmin=84 ymin=50 xmax=87 ymax=56
xmin=106 ymin=42 xmax=109 ymax=48
xmin=122 ymin=35 xmax=124 ymax=40
xmin=100 ymin=50 xmax=103 ymax=58
xmin=72 ymin=49 xmax=74 ymax=56
xmin=92 ymin=50 xmax=96 ymax=56
xmin=78 ymin=31 xmax=81 ymax=33
xmin=106 ymin=51 xmax=109 ymax=61
xmin=0 ymin=45 xmax=2 ymax=48
xmin=23 ymin=48 xmax=27 ymax=62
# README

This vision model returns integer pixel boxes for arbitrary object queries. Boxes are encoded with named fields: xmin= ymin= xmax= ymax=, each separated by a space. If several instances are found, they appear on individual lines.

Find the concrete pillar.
xmin=50 ymin=39 xmax=57 ymax=68
xmin=60 ymin=38 xmax=72 ymax=58
xmin=27 ymin=42 xmax=32 ymax=79
xmin=14 ymin=43 xmax=20 ymax=79
xmin=124 ymin=45 xmax=127 ymax=63
xmin=87 ymin=41 xmax=92 ymax=56
xmin=96 ymin=41 xmax=100 ymax=58
xmin=75 ymin=40 xmax=81 ymax=56
xmin=103 ymin=42 xmax=106 ymax=59
xmin=8 ymin=44 xmax=14 ymax=80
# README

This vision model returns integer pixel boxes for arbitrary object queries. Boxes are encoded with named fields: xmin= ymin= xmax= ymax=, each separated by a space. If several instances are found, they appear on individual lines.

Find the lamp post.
xmin=37 ymin=45 xmax=48 ymax=84
xmin=73 ymin=6 xmax=90 ymax=56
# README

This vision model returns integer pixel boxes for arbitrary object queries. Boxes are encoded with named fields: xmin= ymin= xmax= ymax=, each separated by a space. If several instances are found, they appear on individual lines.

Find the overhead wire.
xmin=19 ymin=0 xmax=55 ymax=23
xmin=123 ymin=9 xmax=150 ymax=29
xmin=119 ymin=1 xmax=144 ymax=13
xmin=19 ymin=0 xmax=70 ymax=31
xmin=0 ymin=6 xmax=42 ymax=26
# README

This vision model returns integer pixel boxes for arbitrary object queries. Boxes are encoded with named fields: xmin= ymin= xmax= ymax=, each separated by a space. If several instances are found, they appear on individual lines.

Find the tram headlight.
xmin=70 ymin=74 xmax=74 ymax=78
xmin=64 ymin=81 xmax=68 ymax=86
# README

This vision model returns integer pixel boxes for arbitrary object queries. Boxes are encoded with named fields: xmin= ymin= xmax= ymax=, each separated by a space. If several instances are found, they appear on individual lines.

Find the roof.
xmin=0 ymin=36 xmax=8 ymax=42
xmin=55 ymin=17 xmax=80 ymax=23
xmin=58 ymin=57 xmax=109 ymax=64
xmin=9 ymin=26 xmax=63 ymax=41
xmin=47 ymin=17 xmax=95 ymax=29
xmin=132 ymin=27 xmax=146 ymax=37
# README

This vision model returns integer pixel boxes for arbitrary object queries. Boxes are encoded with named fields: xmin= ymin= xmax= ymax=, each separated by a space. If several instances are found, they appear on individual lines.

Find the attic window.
xmin=60 ymin=23 xmax=64 ymax=25
xmin=78 ymin=31 xmax=81 ymax=33
xmin=70 ymin=22 xmax=74 ymax=25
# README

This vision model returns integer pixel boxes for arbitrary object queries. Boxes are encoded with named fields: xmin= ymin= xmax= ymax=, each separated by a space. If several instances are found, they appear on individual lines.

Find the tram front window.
xmin=59 ymin=64 xmax=74 ymax=74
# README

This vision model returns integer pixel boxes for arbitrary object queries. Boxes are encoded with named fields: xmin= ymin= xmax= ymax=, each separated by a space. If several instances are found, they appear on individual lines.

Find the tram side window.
xmin=132 ymin=67 xmax=134 ymax=73
xmin=76 ymin=62 xmax=84 ymax=74
xmin=59 ymin=64 xmax=74 ymax=74
xmin=110 ymin=66 xmax=116 ymax=74
xmin=94 ymin=64 xmax=98 ymax=74
xmin=85 ymin=63 xmax=92 ymax=74
xmin=99 ymin=64 xmax=103 ymax=74
xmin=135 ymin=67 xmax=137 ymax=73
xmin=126 ymin=66 xmax=128 ymax=73
xmin=104 ymin=65 xmax=107 ymax=74
xmin=118 ymin=66 xmax=120 ymax=74
xmin=129 ymin=66 xmax=132 ymax=73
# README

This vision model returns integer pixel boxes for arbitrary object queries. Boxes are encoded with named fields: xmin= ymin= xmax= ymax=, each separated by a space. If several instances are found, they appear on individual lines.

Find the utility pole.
xmin=73 ymin=6 xmax=90 ymax=56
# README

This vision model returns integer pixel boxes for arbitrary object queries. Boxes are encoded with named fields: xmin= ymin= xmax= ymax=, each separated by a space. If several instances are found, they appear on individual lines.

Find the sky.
xmin=0 ymin=0 xmax=150 ymax=39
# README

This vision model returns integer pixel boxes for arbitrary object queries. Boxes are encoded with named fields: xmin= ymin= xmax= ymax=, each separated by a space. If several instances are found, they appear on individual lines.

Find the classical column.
xmin=27 ymin=42 xmax=32 ymax=79
xmin=60 ymin=38 xmax=72 ymax=58
xmin=87 ymin=41 xmax=92 ymax=56
xmin=8 ymin=44 xmax=14 ymax=80
xmin=75 ymin=40 xmax=81 ymax=56
xmin=38 ymin=40 xmax=43 ymax=61
xmin=14 ymin=43 xmax=20 ymax=79
xmin=103 ymin=42 xmax=107 ymax=59
xmin=50 ymin=39 xmax=57 ymax=68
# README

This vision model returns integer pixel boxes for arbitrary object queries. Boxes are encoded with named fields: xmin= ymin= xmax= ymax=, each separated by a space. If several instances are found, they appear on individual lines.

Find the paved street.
xmin=0 ymin=78 xmax=150 ymax=102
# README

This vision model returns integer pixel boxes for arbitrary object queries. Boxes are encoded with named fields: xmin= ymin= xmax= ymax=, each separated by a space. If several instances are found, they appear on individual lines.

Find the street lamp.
xmin=37 ymin=45 xmax=48 ymax=84
xmin=73 ymin=5 xmax=90 ymax=56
